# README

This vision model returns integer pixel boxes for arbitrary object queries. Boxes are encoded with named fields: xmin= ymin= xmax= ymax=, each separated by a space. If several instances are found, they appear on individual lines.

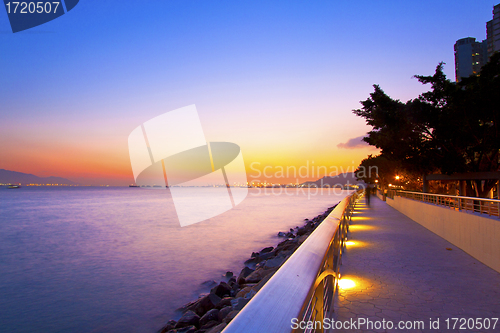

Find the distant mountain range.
xmin=301 ymin=173 xmax=365 ymax=187
xmin=0 ymin=169 xmax=77 ymax=185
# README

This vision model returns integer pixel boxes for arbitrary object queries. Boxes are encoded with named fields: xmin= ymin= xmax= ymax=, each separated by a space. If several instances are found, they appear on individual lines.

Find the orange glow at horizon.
xmin=1 ymin=147 xmax=374 ymax=186
xmin=0 ymin=115 xmax=377 ymax=185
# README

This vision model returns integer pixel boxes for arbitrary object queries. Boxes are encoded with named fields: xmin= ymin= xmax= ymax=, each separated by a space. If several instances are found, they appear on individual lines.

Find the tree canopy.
xmin=354 ymin=52 xmax=500 ymax=197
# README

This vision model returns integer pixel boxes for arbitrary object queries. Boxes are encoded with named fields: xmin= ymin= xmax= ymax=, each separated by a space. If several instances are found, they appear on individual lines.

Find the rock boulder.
xmin=175 ymin=310 xmax=200 ymax=329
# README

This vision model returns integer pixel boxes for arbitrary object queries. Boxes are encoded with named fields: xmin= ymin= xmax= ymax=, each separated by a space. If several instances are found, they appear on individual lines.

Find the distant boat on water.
xmin=129 ymin=184 xmax=170 ymax=188
xmin=130 ymin=184 xmax=168 ymax=188
xmin=8 ymin=185 xmax=21 ymax=189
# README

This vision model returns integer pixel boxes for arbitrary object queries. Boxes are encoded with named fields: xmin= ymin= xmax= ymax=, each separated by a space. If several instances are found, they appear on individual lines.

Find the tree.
xmin=354 ymin=154 xmax=397 ymax=188
xmin=353 ymin=53 xmax=500 ymax=197
xmin=354 ymin=154 xmax=422 ymax=191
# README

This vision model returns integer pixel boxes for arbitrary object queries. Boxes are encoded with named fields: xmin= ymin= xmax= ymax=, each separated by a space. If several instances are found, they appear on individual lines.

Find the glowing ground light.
xmin=351 ymin=216 xmax=371 ymax=220
xmin=344 ymin=240 xmax=368 ymax=248
xmin=338 ymin=279 xmax=356 ymax=289
xmin=349 ymin=224 xmax=375 ymax=230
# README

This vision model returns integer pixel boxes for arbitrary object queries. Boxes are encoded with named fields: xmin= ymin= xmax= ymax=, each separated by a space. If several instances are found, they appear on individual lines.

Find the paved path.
xmin=332 ymin=196 xmax=500 ymax=333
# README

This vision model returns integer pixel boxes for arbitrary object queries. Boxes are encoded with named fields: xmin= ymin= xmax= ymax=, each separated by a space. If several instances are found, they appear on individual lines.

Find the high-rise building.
xmin=487 ymin=19 xmax=494 ymax=56
xmin=454 ymin=37 xmax=488 ymax=82
xmin=454 ymin=3 xmax=500 ymax=82
xmin=486 ymin=4 xmax=500 ymax=58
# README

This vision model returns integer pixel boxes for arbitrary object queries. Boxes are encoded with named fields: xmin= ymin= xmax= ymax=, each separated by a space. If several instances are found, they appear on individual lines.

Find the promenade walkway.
xmin=332 ymin=196 xmax=500 ymax=332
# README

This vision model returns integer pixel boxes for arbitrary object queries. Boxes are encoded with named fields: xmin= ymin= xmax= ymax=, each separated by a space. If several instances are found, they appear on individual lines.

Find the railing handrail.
xmin=222 ymin=191 xmax=360 ymax=333
xmin=397 ymin=190 xmax=500 ymax=203
xmin=393 ymin=190 xmax=500 ymax=218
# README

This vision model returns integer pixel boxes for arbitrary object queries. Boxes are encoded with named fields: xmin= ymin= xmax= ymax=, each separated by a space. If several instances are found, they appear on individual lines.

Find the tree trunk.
xmin=467 ymin=179 xmax=497 ymax=198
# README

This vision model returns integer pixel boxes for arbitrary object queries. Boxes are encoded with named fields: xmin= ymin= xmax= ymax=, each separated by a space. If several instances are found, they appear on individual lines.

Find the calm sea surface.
xmin=0 ymin=187 xmax=350 ymax=333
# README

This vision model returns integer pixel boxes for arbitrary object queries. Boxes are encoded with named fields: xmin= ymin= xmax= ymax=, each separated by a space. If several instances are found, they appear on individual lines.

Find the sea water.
xmin=0 ymin=187 xmax=350 ymax=333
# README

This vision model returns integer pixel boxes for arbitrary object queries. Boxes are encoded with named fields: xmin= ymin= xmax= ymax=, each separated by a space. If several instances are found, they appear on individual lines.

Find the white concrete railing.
xmin=222 ymin=191 xmax=360 ymax=333
xmin=395 ymin=191 xmax=500 ymax=218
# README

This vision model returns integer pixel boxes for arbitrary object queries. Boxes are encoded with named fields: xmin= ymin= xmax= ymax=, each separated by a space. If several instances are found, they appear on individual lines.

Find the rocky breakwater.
xmin=159 ymin=203 xmax=338 ymax=333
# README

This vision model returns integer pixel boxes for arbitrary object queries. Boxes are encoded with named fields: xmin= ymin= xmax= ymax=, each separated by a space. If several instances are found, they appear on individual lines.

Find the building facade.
xmin=454 ymin=37 xmax=488 ymax=82
xmin=454 ymin=3 xmax=500 ymax=82
xmin=487 ymin=4 xmax=500 ymax=58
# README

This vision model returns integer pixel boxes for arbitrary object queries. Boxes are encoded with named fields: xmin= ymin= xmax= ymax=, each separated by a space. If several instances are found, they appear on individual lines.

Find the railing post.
xmin=312 ymin=281 xmax=325 ymax=332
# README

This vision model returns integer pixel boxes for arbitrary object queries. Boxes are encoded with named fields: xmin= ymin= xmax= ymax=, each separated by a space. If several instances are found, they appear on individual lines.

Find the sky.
xmin=0 ymin=0 xmax=498 ymax=185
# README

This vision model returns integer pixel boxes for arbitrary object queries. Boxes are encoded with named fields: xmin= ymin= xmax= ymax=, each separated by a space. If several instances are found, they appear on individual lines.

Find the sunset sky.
xmin=0 ymin=0 xmax=497 ymax=185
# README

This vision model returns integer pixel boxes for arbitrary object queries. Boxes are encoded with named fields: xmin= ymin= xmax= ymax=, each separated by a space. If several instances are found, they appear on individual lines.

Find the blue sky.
xmin=0 ymin=0 xmax=497 ymax=184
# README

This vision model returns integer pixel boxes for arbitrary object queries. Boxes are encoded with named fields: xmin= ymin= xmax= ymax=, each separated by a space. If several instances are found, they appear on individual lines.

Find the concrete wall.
xmin=385 ymin=195 xmax=500 ymax=273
